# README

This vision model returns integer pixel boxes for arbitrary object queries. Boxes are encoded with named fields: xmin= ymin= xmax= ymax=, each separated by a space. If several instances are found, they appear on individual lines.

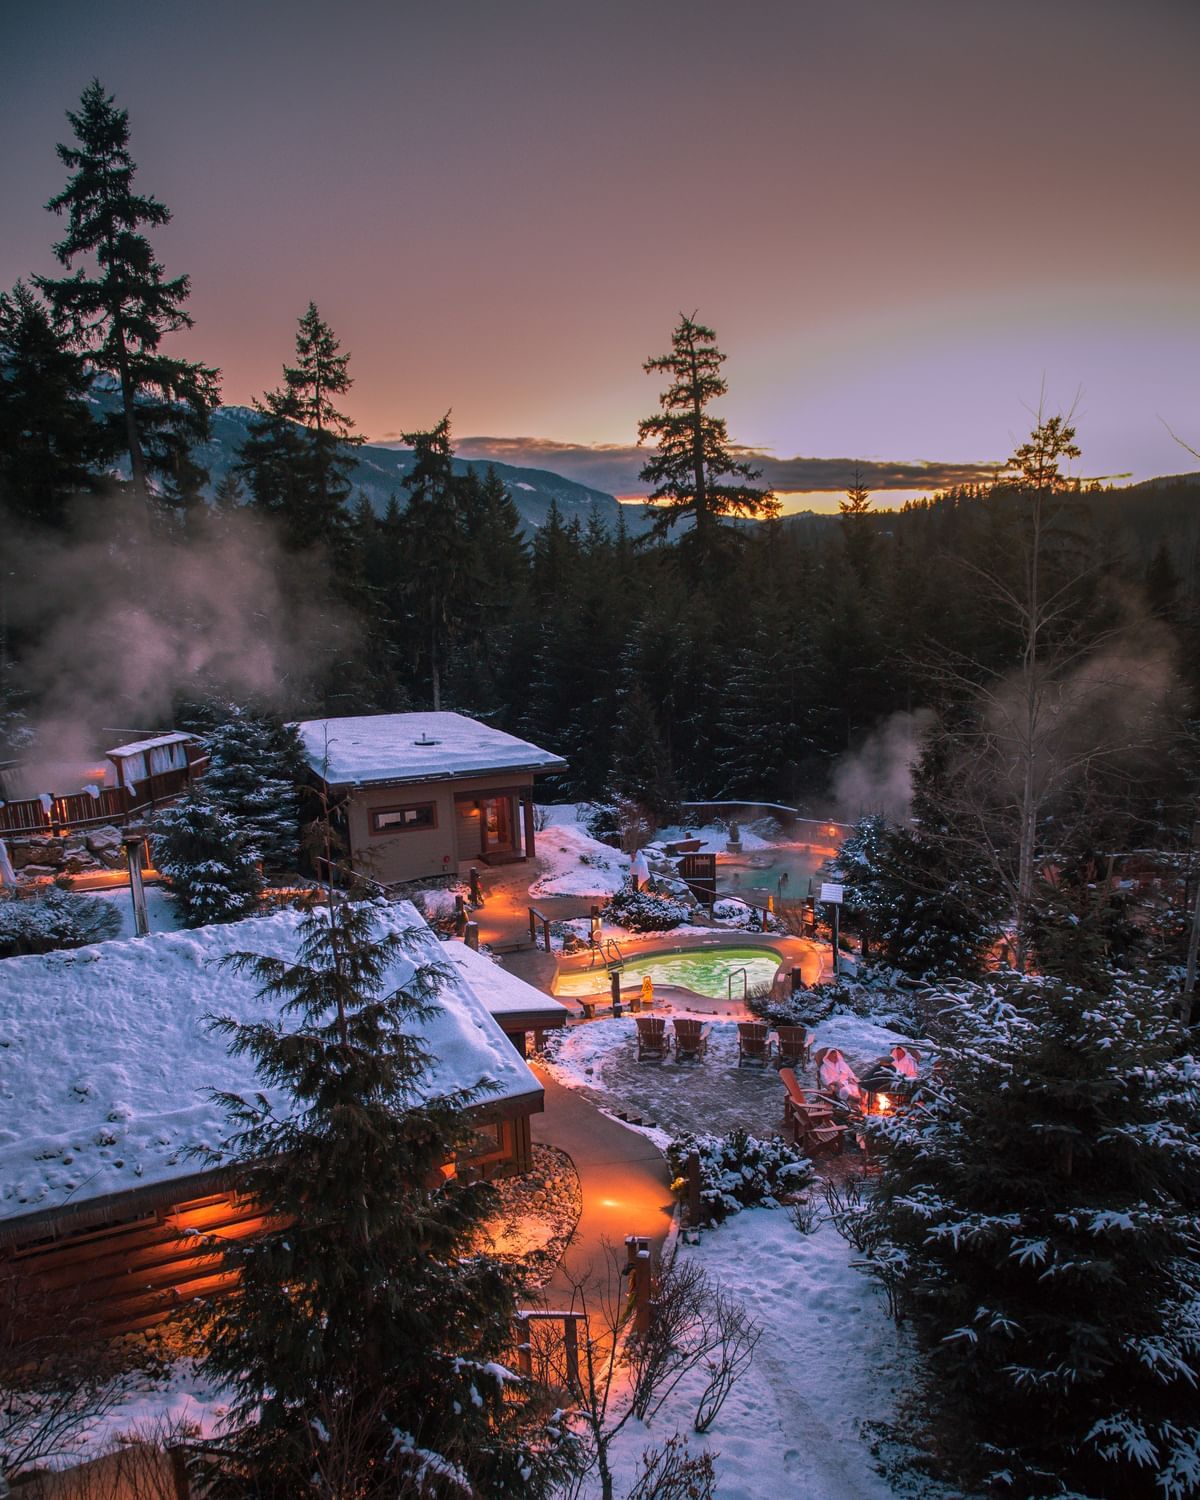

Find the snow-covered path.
xmin=599 ymin=1211 xmax=910 ymax=1500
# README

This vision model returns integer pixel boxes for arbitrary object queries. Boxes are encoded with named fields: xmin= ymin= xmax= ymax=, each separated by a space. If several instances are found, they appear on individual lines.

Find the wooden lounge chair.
xmin=737 ymin=1021 xmax=771 ymax=1067
xmin=635 ymin=1014 xmax=667 ymax=1061
xmin=672 ymin=1017 xmax=710 ymax=1062
xmin=775 ymin=1025 xmax=812 ymax=1068
xmin=779 ymin=1066 xmax=845 ymax=1148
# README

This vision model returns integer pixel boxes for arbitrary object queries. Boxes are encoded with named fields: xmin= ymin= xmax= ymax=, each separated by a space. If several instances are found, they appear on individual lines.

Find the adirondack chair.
xmin=775 ymin=1025 xmax=812 ymax=1068
xmin=737 ymin=1021 xmax=771 ymax=1067
xmin=672 ymin=1017 xmax=710 ymax=1062
xmin=779 ymin=1066 xmax=846 ymax=1152
xmin=635 ymin=1014 xmax=667 ymax=1061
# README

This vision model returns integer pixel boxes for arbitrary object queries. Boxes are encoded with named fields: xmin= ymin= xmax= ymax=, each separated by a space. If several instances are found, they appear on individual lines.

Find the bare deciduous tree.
xmin=923 ymin=411 xmax=1178 ymax=969
xmin=534 ymin=1243 xmax=759 ymax=1500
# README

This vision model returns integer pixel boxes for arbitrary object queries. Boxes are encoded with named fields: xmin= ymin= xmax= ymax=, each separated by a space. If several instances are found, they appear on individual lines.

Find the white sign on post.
xmin=819 ymin=882 xmax=844 ymax=904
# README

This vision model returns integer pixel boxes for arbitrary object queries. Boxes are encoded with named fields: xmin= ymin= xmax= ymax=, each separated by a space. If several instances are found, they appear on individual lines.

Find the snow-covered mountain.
xmin=197 ymin=406 xmax=643 ymax=535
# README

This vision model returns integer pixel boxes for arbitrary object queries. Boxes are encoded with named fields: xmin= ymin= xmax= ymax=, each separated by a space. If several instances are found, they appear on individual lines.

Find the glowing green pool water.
xmin=555 ymin=946 xmax=782 ymax=999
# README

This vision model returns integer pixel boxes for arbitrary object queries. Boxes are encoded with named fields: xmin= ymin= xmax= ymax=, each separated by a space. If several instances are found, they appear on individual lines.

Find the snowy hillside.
xmin=201 ymin=406 xmax=638 ymax=534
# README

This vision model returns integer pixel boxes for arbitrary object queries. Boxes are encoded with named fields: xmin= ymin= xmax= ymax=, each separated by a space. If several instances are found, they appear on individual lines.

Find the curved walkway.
xmin=527 ymin=1063 xmax=674 ymax=1307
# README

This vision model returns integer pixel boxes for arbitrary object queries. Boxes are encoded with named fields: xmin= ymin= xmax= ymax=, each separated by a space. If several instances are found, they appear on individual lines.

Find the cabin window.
xmin=370 ymin=802 xmax=437 ymax=834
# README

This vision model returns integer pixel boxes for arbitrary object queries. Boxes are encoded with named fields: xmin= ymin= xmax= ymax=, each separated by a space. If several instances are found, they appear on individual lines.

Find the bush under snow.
xmin=666 ymin=1128 xmax=814 ymax=1226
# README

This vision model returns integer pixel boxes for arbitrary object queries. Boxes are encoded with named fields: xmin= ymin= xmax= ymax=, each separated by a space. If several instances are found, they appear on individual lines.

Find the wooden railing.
xmin=0 ymin=760 xmax=207 ymax=839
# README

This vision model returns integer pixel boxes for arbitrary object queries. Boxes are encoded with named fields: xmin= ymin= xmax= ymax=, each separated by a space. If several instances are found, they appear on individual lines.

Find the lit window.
xmin=371 ymin=803 xmax=437 ymax=834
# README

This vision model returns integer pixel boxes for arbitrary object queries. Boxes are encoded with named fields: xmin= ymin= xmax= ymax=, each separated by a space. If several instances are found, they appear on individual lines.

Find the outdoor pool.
xmin=718 ymin=844 xmax=828 ymax=897
xmin=555 ymin=945 xmax=783 ymax=1000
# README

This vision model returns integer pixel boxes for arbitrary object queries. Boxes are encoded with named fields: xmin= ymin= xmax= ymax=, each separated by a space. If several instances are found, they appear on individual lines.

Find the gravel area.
xmin=478 ymin=1144 xmax=582 ymax=1289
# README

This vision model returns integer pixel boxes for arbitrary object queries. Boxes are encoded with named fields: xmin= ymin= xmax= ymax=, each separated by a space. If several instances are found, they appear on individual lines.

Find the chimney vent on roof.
xmin=413 ymin=734 xmax=440 ymax=746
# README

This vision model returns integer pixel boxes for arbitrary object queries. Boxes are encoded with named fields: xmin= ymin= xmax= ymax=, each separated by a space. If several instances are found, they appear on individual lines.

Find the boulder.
xmin=85 ymin=826 xmax=126 ymax=870
xmin=10 ymin=839 xmax=64 ymax=870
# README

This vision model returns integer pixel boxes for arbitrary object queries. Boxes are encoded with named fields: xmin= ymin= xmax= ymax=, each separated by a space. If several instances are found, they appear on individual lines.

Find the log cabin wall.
xmin=2 ymin=1110 xmax=535 ymax=1336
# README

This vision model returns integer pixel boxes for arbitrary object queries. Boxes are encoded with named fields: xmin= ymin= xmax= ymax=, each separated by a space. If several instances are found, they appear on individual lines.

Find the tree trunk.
xmin=114 ymin=328 xmax=148 ymax=500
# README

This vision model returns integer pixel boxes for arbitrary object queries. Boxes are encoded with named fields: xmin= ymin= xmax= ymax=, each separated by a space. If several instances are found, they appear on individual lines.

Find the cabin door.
xmin=480 ymin=795 xmax=514 ymax=856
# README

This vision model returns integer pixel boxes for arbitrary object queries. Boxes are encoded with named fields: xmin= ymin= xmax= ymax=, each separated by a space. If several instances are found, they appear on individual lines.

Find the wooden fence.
xmin=0 ymin=763 xmax=205 ymax=840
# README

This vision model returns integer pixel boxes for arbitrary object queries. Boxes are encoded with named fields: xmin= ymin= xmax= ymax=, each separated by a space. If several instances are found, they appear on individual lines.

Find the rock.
xmin=11 ymin=839 xmax=65 ymax=870
xmin=85 ymin=826 xmax=127 ymax=869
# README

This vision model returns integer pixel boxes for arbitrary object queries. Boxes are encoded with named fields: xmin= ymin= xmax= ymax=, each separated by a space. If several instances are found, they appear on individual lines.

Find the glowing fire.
xmin=875 ymin=1093 xmax=893 ymax=1114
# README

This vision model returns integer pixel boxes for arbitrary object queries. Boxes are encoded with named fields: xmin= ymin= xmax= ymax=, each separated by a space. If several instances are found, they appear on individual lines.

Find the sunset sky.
xmin=3 ymin=0 xmax=1198 ymax=511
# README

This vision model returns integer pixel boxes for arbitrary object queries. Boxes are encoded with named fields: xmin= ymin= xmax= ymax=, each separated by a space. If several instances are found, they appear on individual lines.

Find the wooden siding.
xmin=2 ymin=1104 xmax=538 ymax=1336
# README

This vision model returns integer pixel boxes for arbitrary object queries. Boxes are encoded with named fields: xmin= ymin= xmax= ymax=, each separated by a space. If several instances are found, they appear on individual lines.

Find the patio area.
xmin=539 ymin=1011 xmax=917 ymax=1148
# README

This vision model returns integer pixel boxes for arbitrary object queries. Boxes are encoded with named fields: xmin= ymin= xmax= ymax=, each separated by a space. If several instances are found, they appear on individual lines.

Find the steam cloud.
xmin=830 ymin=709 xmax=935 ymax=824
xmin=5 ymin=496 xmax=355 ymax=780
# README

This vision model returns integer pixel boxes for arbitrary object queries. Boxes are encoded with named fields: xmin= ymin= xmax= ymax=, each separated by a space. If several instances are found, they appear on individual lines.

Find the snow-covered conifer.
xmin=190 ymin=895 xmax=580 ymax=1498
xmin=151 ymin=792 xmax=261 ymax=927
xmin=200 ymin=705 xmax=306 ymax=870
xmin=867 ymin=971 xmax=1200 ymax=1498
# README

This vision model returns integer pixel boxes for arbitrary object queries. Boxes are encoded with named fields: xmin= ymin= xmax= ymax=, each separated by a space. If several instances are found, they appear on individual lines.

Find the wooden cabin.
xmin=0 ymin=905 xmax=562 ymax=1334
xmin=294 ymin=712 xmax=566 ymax=887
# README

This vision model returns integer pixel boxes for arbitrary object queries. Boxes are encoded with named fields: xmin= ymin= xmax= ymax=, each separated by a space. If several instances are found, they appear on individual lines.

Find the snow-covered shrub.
xmin=601 ymin=885 xmax=691 ymax=933
xmin=666 ymin=1129 xmax=813 ymax=1225
xmin=0 ymin=885 xmax=121 ymax=957
xmin=711 ymin=897 xmax=782 ymax=933
xmin=581 ymin=801 xmax=621 ymax=847
xmin=864 ymin=971 xmax=1200 ymax=1499
xmin=152 ymin=792 xmax=262 ymax=928
xmin=748 ymin=984 xmax=837 ymax=1028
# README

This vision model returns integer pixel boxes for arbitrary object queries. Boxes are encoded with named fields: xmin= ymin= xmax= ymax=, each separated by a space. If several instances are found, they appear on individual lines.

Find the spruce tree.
xmin=398 ymin=414 xmax=473 ymax=710
xmin=867 ymin=972 xmax=1200 ymax=1499
xmin=607 ymin=683 xmax=679 ymax=826
xmin=0 ymin=281 xmax=109 ymax=525
xmin=151 ymin=792 xmax=262 ymax=927
xmin=239 ymin=303 xmax=361 ymax=552
xmin=838 ymin=466 xmax=875 ymax=585
xmin=191 ymin=897 xmax=579 ymax=1498
xmin=636 ymin=313 xmax=778 ymax=558
xmin=199 ymin=705 xmax=307 ymax=870
xmin=37 ymin=80 xmax=220 ymax=504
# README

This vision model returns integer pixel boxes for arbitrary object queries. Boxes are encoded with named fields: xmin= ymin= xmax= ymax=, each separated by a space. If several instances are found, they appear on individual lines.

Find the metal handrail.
xmin=727 ymin=966 xmax=749 ymax=1000
xmin=603 ymin=938 xmax=625 ymax=970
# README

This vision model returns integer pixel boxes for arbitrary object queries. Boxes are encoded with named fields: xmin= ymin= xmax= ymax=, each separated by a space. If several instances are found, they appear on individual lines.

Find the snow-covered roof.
xmin=0 ymin=903 xmax=539 ymax=1232
xmin=441 ymin=940 xmax=570 ymax=1024
xmin=294 ymin=712 xmax=566 ymax=787
xmin=106 ymin=731 xmax=196 ymax=760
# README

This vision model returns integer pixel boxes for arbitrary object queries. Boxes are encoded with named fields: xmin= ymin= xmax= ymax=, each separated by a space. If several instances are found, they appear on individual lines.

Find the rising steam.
xmin=831 ymin=709 xmax=935 ymax=824
xmin=4 ymin=496 xmax=355 ymax=778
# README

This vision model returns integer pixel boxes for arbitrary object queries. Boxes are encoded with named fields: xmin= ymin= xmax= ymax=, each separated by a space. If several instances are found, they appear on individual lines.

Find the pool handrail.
xmin=727 ymin=965 xmax=749 ymax=1001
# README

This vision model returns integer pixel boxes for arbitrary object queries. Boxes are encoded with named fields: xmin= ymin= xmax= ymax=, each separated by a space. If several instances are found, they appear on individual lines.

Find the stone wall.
xmin=6 ymin=823 xmax=125 ymax=879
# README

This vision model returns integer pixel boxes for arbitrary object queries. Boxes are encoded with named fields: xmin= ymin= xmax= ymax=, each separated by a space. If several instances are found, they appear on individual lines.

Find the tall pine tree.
xmin=239 ymin=303 xmax=361 ymax=552
xmin=637 ymin=313 xmax=778 ymax=559
xmin=398 ymin=414 xmax=474 ymax=710
xmin=0 ymin=280 xmax=109 ymax=526
xmin=37 ymin=80 xmax=219 ymax=505
xmin=191 ymin=898 xmax=579 ymax=1498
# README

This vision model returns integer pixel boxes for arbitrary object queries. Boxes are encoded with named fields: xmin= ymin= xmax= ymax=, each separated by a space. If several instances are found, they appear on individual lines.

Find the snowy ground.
xmin=85 ymin=883 xmax=181 ymax=939
xmin=528 ymin=806 xmax=630 ymax=899
xmin=596 ymin=1209 xmax=914 ymax=1500
xmin=541 ymin=1012 xmax=920 ymax=1148
xmin=37 ymin=1214 xmax=915 ymax=1500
